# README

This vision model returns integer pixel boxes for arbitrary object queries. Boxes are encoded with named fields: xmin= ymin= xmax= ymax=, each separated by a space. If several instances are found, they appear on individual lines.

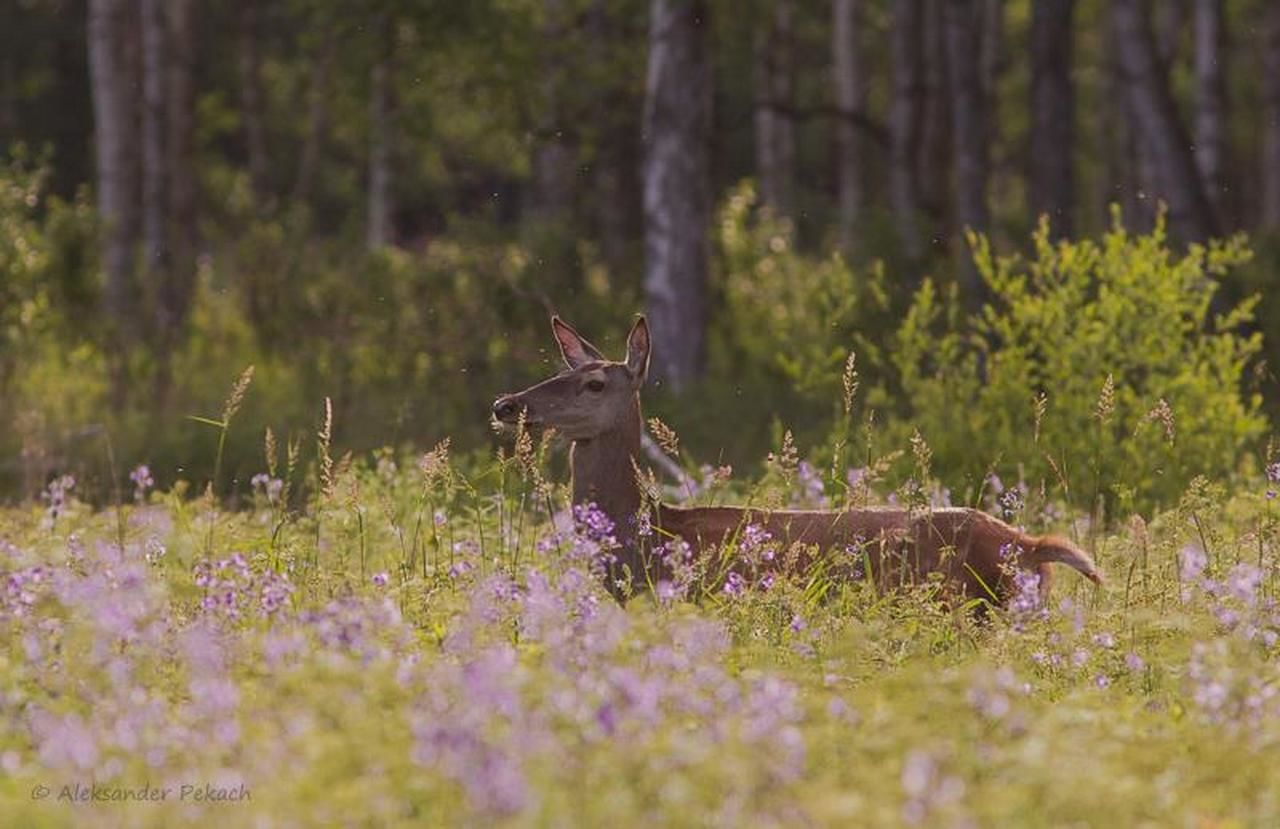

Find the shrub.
xmin=885 ymin=211 xmax=1265 ymax=515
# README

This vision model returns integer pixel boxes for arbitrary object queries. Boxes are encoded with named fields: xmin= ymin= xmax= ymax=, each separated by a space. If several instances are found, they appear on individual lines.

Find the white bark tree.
xmin=642 ymin=0 xmax=712 ymax=391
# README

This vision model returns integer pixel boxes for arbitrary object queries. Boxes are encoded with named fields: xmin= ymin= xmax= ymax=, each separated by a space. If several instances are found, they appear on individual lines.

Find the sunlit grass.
xmin=1 ymin=435 xmax=1279 ymax=828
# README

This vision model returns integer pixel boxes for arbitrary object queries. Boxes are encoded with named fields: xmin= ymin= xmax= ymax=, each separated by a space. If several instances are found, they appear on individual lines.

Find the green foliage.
xmin=887 ymin=212 xmax=1265 ymax=514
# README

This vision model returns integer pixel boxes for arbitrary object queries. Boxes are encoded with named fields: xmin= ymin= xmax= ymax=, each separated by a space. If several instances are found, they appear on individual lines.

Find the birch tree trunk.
xmin=754 ymin=0 xmax=795 ymax=216
xmin=1112 ymin=0 xmax=1218 ymax=242
xmin=88 ymin=0 xmax=140 ymax=325
xmin=944 ymin=0 xmax=989 ymax=307
xmin=888 ymin=0 xmax=924 ymax=258
xmin=1192 ymin=0 xmax=1226 ymax=219
xmin=1263 ymin=2 xmax=1280 ymax=230
xmin=831 ymin=0 xmax=863 ymax=250
xmin=643 ymin=0 xmax=711 ymax=392
xmin=238 ymin=0 xmax=270 ymax=201
xmin=1029 ymin=0 xmax=1075 ymax=236
xmin=367 ymin=15 xmax=395 ymax=250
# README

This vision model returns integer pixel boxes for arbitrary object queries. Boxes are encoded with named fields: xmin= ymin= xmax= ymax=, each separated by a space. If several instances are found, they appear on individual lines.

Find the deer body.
xmin=495 ymin=315 xmax=1102 ymax=605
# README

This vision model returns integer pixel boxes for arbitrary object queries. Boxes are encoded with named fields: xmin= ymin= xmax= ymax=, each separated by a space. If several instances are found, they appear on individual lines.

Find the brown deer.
xmin=493 ymin=315 xmax=1102 ymax=606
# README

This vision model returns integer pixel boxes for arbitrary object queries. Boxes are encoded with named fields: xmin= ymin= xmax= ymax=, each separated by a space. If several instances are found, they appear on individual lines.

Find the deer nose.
xmin=492 ymin=396 xmax=521 ymax=422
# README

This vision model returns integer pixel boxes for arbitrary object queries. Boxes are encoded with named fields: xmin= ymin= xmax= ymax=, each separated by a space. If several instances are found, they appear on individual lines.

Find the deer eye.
xmin=585 ymin=379 xmax=606 ymax=393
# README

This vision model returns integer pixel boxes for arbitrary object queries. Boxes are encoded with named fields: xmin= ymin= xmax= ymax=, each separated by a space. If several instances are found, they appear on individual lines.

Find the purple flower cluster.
xmin=129 ymin=464 xmax=155 ymax=502
xmin=793 ymin=461 xmax=829 ymax=508
xmin=250 ymin=472 xmax=284 ymax=504
xmin=193 ymin=553 xmax=294 ymax=620
xmin=41 ymin=474 xmax=76 ymax=527
xmin=411 ymin=565 xmax=808 ymax=820
xmin=901 ymin=750 xmax=967 ymax=826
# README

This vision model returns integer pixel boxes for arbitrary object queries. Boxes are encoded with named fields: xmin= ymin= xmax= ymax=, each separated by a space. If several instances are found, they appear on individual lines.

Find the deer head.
xmin=492 ymin=315 xmax=651 ymax=441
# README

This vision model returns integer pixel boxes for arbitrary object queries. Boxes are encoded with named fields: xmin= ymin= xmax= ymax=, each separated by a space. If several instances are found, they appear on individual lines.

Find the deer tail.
xmin=1024 ymin=535 xmax=1104 ymax=585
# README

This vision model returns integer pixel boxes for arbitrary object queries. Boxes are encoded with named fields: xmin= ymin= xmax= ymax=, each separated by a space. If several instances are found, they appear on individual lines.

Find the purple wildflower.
xmin=129 ymin=465 xmax=155 ymax=502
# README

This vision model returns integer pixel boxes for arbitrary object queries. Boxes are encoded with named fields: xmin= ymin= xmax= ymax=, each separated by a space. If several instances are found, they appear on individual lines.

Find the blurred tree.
xmin=944 ymin=0 xmax=990 ymax=308
xmin=1029 ymin=0 xmax=1075 ymax=237
xmin=830 ymin=0 xmax=864 ymax=251
xmin=1193 ymin=0 xmax=1227 ymax=221
xmin=367 ymin=12 xmax=396 ymax=249
xmin=753 ymin=0 xmax=796 ymax=217
xmin=643 ymin=0 xmax=712 ymax=392
xmin=237 ymin=0 xmax=270 ymax=202
xmin=1112 ymin=0 xmax=1218 ymax=242
xmin=1265 ymin=2 xmax=1280 ymax=231
xmin=888 ymin=0 xmax=924 ymax=259
xmin=87 ymin=0 xmax=140 ymax=329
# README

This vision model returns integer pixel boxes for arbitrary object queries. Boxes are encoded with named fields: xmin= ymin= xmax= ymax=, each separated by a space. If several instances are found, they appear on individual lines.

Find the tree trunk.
xmin=944 ymin=0 xmax=989 ymax=309
xmin=161 ymin=0 xmax=196 ymax=344
xmin=141 ymin=0 xmax=168 ymax=282
xmin=293 ymin=29 xmax=334 ymax=207
xmin=238 ymin=0 xmax=270 ymax=201
xmin=1112 ymin=0 xmax=1218 ymax=242
xmin=1263 ymin=3 xmax=1280 ymax=230
xmin=754 ymin=0 xmax=796 ymax=216
xmin=888 ymin=0 xmax=924 ymax=258
xmin=1192 ymin=0 xmax=1226 ymax=219
xmin=1155 ymin=0 xmax=1189 ymax=66
xmin=587 ymin=0 xmax=640 ymax=276
xmin=1029 ymin=0 xmax=1075 ymax=237
xmin=367 ymin=15 xmax=395 ymax=250
xmin=917 ymin=0 xmax=949 ymax=231
xmin=643 ymin=0 xmax=712 ymax=392
xmin=531 ymin=0 xmax=576 ymax=223
xmin=832 ymin=0 xmax=863 ymax=250
xmin=88 ymin=0 xmax=140 ymax=326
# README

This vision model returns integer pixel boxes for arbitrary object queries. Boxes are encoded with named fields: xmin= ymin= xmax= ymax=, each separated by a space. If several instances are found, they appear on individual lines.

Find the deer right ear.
xmin=551 ymin=316 xmax=606 ymax=369
xmin=625 ymin=315 xmax=650 ymax=387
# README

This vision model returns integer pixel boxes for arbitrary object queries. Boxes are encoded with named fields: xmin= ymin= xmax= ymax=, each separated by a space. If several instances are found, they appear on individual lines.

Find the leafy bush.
xmin=885 ymin=212 xmax=1265 ymax=514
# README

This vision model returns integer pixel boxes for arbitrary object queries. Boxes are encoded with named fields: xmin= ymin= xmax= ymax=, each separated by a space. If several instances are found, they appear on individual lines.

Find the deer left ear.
xmin=625 ymin=315 xmax=650 ymax=388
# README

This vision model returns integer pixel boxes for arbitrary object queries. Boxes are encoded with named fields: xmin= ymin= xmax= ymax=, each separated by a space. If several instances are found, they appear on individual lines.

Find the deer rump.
xmin=650 ymin=504 xmax=1103 ymax=605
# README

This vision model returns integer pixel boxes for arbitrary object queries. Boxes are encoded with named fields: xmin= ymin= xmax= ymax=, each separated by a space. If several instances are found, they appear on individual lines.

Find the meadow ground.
xmin=2 ymin=442 xmax=1279 ymax=829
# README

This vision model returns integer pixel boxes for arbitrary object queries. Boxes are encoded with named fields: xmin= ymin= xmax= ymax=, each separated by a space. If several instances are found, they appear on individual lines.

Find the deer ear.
xmin=625 ymin=315 xmax=650 ymax=387
xmin=551 ymin=316 xmax=605 ymax=369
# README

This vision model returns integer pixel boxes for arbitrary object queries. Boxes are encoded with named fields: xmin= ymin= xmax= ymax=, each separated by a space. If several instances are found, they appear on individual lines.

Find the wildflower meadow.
xmin=3 ymin=380 xmax=1280 ymax=827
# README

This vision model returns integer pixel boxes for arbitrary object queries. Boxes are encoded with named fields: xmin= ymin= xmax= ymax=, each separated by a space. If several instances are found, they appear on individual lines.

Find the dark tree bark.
xmin=587 ymin=0 xmax=640 ymax=276
xmin=88 ymin=0 xmax=140 ymax=325
xmin=888 ymin=0 xmax=925 ymax=258
xmin=162 ymin=0 xmax=196 ymax=342
xmin=1112 ymin=0 xmax=1218 ymax=242
xmin=237 ymin=0 xmax=270 ymax=200
xmin=1263 ymin=3 xmax=1280 ymax=230
xmin=141 ymin=0 xmax=167 ymax=280
xmin=753 ymin=0 xmax=796 ymax=216
xmin=642 ymin=0 xmax=712 ymax=392
xmin=531 ymin=0 xmax=576 ymax=223
xmin=367 ymin=14 xmax=395 ymax=249
xmin=831 ymin=0 xmax=863 ymax=250
xmin=1192 ymin=0 xmax=1227 ymax=219
xmin=1029 ymin=0 xmax=1075 ymax=237
xmin=944 ymin=0 xmax=989 ymax=307
xmin=917 ymin=0 xmax=949 ymax=227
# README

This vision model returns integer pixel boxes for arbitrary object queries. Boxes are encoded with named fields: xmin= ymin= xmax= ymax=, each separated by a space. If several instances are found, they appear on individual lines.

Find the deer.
xmin=492 ymin=315 xmax=1103 ymax=607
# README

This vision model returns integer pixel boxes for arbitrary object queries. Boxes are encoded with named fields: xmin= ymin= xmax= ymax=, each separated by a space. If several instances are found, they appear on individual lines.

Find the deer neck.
xmin=570 ymin=395 xmax=644 ymax=539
